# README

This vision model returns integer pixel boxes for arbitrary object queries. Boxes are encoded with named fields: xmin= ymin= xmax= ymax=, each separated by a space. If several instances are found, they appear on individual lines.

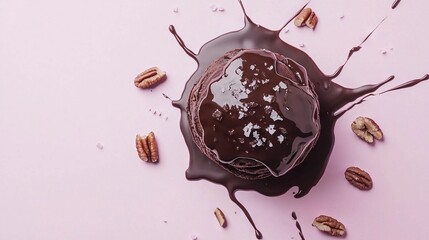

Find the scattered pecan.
xmin=294 ymin=8 xmax=312 ymax=27
xmin=305 ymin=11 xmax=318 ymax=29
xmin=351 ymin=116 xmax=383 ymax=143
xmin=294 ymin=8 xmax=318 ymax=29
xmin=214 ymin=208 xmax=227 ymax=228
xmin=345 ymin=166 xmax=373 ymax=190
xmin=134 ymin=67 xmax=167 ymax=89
xmin=136 ymin=132 xmax=159 ymax=163
xmin=312 ymin=215 xmax=346 ymax=237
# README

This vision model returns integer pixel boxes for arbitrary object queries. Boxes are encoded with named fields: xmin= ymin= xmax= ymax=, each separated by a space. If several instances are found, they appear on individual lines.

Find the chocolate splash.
xmin=392 ymin=0 xmax=402 ymax=9
xmin=170 ymin=0 xmax=427 ymax=238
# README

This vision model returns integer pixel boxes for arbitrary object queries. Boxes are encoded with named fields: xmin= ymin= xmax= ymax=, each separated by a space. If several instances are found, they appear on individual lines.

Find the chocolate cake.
xmin=188 ymin=49 xmax=321 ymax=179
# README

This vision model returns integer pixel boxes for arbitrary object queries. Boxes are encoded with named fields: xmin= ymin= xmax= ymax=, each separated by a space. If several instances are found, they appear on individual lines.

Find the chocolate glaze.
xmin=169 ymin=0 xmax=428 ymax=238
xmin=193 ymin=49 xmax=321 ymax=179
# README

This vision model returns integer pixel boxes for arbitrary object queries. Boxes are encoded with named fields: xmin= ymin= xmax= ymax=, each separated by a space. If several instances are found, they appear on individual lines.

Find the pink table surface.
xmin=1 ymin=0 xmax=428 ymax=239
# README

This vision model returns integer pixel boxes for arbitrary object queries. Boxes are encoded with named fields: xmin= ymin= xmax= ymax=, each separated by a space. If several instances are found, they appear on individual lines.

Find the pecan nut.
xmin=305 ymin=11 xmax=318 ymax=29
xmin=134 ymin=67 xmax=167 ymax=89
xmin=294 ymin=8 xmax=318 ymax=29
xmin=214 ymin=208 xmax=227 ymax=228
xmin=294 ymin=8 xmax=312 ymax=27
xmin=351 ymin=116 xmax=383 ymax=143
xmin=136 ymin=132 xmax=159 ymax=163
xmin=312 ymin=215 xmax=346 ymax=237
xmin=345 ymin=166 xmax=373 ymax=190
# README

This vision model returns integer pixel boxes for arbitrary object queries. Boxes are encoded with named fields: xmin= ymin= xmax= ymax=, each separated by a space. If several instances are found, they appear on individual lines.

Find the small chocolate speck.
xmin=162 ymin=93 xmax=171 ymax=99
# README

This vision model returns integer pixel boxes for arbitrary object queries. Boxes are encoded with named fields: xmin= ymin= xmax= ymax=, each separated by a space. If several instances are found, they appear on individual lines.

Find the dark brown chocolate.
xmin=188 ymin=49 xmax=320 ymax=179
xmin=169 ymin=0 xmax=428 ymax=238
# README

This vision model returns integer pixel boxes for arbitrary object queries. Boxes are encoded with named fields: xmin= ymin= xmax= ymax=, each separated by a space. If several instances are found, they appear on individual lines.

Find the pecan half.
xmin=147 ymin=132 xmax=159 ymax=162
xmin=345 ymin=166 xmax=373 ymax=190
xmin=305 ymin=11 xmax=318 ymax=29
xmin=134 ymin=67 xmax=167 ymax=89
xmin=351 ymin=116 xmax=383 ymax=143
xmin=135 ymin=132 xmax=159 ymax=163
xmin=214 ymin=208 xmax=227 ymax=228
xmin=294 ymin=8 xmax=318 ymax=29
xmin=294 ymin=8 xmax=312 ymax=27
xmin=312 ymin=215 xmax=346 ymax=237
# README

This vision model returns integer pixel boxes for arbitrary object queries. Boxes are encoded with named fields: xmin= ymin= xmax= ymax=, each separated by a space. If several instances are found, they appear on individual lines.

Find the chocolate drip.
xmin=392 ymin=0 xmax=402 ymax=9
xmin=291 ymin=211 xmax=305 ymax=240
xmin=170 ymin=0 xmax=427 ymax=238
xmin=330 ymin=17 xmax=387 ymax=78
xmin=230 ymin=192 xmax=263 ymax=239
xmin=380 ymin=74 xmax=429 ymax=94
xmin=291 ymin=211 xmax=297 ymax=220
xmin=168 ymin=25 xmax=197 ymax=61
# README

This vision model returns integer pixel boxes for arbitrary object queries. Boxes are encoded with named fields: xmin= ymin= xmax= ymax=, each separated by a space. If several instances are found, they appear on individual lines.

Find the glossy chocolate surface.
xmin=197 ymin=49 xmax=320 ymax=177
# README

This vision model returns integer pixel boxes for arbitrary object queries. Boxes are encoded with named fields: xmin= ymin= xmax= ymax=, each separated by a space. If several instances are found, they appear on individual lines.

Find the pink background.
xmin=1 ymin=0 xmax=428 ymax=239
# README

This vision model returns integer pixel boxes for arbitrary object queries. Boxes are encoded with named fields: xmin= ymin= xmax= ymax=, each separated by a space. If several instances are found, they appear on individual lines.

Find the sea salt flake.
xmin=173 ymin=8 xmax=179 ymax=13
xmin=273 ymin=85 xmax=280 ymax=92
xmin=266 ymin=124 xmax=276 ymax=135
xmin=210 ymin=5 xmax=218 ymax=12
xmin=218 ymin=7 xmax=225 ymax=12
xmin=270 ymin=110 xmax=284 ymax=121
xmin=263 ymin=94 xmax=274 ymax=103
xmin=253 ymin=131 xmax=260 ymax=140
xmin=277 ymin=135 xmax=285 ymax=143
xmin=243 ymin=122 xmax=254 ymax=137
xmin=279 ymin=81 xmax=288 ymax=89
xmin=238 ymin=111 xmax=245 ymax=119
xmin=298 ymin=43 xmax=305 ymax=48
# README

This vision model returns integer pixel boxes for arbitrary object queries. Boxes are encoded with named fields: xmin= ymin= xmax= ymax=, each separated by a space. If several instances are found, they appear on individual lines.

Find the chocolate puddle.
xmin=169 ymin=1 xmax=427 ymax=238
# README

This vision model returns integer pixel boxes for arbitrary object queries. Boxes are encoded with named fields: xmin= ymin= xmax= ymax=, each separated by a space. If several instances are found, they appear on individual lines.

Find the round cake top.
xmin=196 ymin=49 xmax=321 ymax=177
